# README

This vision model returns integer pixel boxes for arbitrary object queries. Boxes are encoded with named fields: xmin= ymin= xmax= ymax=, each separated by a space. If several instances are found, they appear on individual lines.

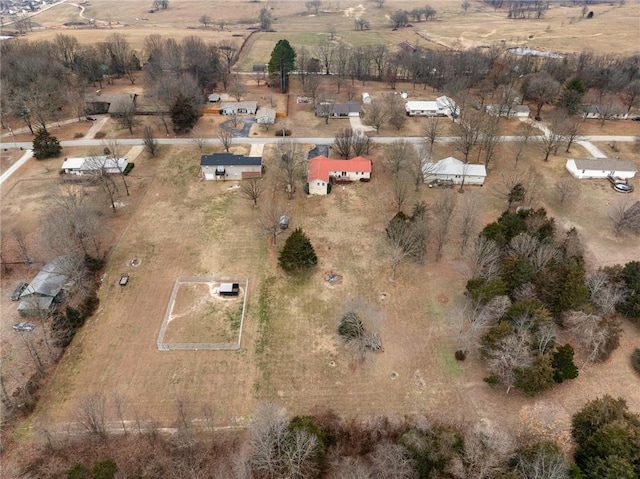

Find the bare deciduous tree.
xmin=587 ymin=270 xmax=627 ymax=315
xmin=468 ymin=236 xmax=502 ymax=281
xmin=240 ymin=178 xmax=264 ymax=207
xmin=539 ymin=118 xmax=566 ymax=162
xmin=455 ymin=295 xmax=511 ymax=355
xmin=486 ymin=330 xmax=533 ymax=394
xmin=384 ymin=140 xmax=412 ymax=178
xmin=228 ymin=74 xmax=247 ymax=102
xmin=260 ymin=205 xmax=287 ymax=246
xmin=433 ymin=190 xmax=457 ymax=261
xmin=456 ymin=422 xmax=515 ymax=478
xmin=143 ymin=125 xmax=159 ymax=157
xmin=364 ymin=98 xmax=387 ymax=133
xmin=76 ymin=392 xmax=107 ymax=439
xmin=333 ymin=127 xmax=354 ymax=159
xmin=565 ymin=311 xmax=621 ymax=366
xmin=369 ymin=441 xmax=416 ymax=478
xmin=609 ymin=199 xmax=640 ymax=236
xmin=217 ymin=125 xmax=233 ymax=152
xmin=386 ymin=211 xmax=424 ymax=281
xmin=392 ymin=174 xmax=411 ymax=212
xmin=555 ymin=177 xmax=579 ymax=208
xmin=275 ymin=139 xmax=305 ymax=199
xmin=190 ymin=127 xmax=206 ymax=151
xmin=12 ymin=228 xmax=31 ymax=264
xmin=460 ymin=191 xmax=482 ymax=254
xmin=424 ymin=117 xmax=442 ymax=152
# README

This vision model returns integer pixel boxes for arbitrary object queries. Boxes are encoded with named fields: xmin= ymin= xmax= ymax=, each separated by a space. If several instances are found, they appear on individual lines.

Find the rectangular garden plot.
xmin=157 ymin=276 xmax=248 ymax=350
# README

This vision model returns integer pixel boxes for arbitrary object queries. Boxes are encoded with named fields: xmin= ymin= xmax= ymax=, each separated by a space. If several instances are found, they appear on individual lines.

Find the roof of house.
xmin=62 ymin=156 xmax=128 ymax=171
xmin=85 ymin=93 xmax=137 ymax=104
xmin=317 ymin=102 xmax=361 ymax=116
xmin=21 ymin=257 xmax=69 ymax=298
xmin=424 ymin=156 xmax=487 ymax=177
xmin=405 ymin=100 xmax=439 ymax=111
xmin=569 ymin=158 xmax=637 ymax=172
xmin=17 ymin=295 xmax=55 ymax=312
xmin=486 ymin=104 xmax=530 ymax=114
xmin=208 ymin=93 xmax=221 ymax=101
xmin=220 ymin=101 xmax=258 ymax=111
xmin=200 ymin=153 xmax=262 ymax=167
xmin=256 ymin=108 xmax=276 ymax=120
xmin=307 ymin=155 xmax=372 ymax=183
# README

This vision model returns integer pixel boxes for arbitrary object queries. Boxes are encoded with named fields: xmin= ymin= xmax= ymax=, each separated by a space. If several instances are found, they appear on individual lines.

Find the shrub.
xmin=483 ymin=374 xmax=500 ymax=387
xmin=275 ymin=128 xmax=292 ymax=136
xmin=514 ymin=354 xmax=555 ymax=396
xmin=455 ymin=350 xmax=467 ymax=361
xmin=338 ymin=312 xmax=364 ymax=340
xmin=552 ymin=344 xmax=578 ymax=383
xmin=67 ymin=463 xmax=89 ymax=479
xmin=632 ymin=348 xmax=640 ymax=374
xmin=32 ymin=129 xmax=62 ymax=159
xmin=92 ymin=459 xmax=117 ymax=479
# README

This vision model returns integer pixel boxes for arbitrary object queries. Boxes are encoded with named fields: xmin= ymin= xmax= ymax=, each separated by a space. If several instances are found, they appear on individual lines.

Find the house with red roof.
xmin=307 ymin=155 xmax=372 ymax=195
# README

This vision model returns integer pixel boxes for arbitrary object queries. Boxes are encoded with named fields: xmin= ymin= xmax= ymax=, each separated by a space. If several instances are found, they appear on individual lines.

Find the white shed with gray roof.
xmin=566 ymin=158 xmax=637 ymax=179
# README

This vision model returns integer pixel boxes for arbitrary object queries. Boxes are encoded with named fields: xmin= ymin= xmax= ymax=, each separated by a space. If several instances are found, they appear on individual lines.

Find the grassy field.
xmin=16 ymin=0 xmax=640 ymax=65
xmin=10 ymin=126 xmax=635 ymax=439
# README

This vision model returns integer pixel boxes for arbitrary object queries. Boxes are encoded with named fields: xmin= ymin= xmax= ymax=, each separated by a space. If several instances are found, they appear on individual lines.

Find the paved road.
xmin=0 ymin=149 xmax=33 ymax=185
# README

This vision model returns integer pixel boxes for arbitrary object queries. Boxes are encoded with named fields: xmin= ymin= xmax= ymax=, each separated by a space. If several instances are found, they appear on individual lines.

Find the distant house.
xmin=256 ymin=108 xmax=276 ymax=125
xmin=423 ymin=156 xmax=486 ymax=186
xmin=84 ymin=92 xmax=137 ymax=116
xmin=220 ymin=101 xmax=258 ymax=115
xmin=307 ymin=155 xmax=372 ymax=195
xmin=580 ymin=106 xmax=628 ymax=120
xmin=362 ymin=92 xmax=372 ymax=104
xmin=398 ymin=41 xmax=418 ymax=53
xmin=200 ymin=153 xmax=262 ymax=180
xmin=565 ymin=158 xmax=637 ymax=179
xmin=486 ymin=104 xmax=530 ymax=118
xmin=208 ymin=93 xmax=221 ymax=103
xmin=315 ymin=102 xmax=361 ymax=118
xmin=61 ymin=156 xmax=128 ymax=175
xmin=405 ymin=96 xmax=459 ymax=117
xmin=18 ymin=257 xmax=69 ymax=317
xmin=252 ymin=64 xmax=267 ymax=72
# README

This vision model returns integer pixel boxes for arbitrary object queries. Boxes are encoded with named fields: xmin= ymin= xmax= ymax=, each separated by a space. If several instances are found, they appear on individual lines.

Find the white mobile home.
xmin=405 ymin=95 xmax=459 ymax=117
xmin=61 ymin=156 xmax=128 ymax=175
xmin=220 ymin=101 xmax=258 ymax=115
xmin=565 ymin=158 xmax=637 ymax=179
xmin=423 ymin=156 xmax=486 ymax=186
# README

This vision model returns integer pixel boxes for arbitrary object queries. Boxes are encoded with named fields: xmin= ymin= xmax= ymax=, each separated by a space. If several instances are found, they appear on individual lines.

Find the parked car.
xmin=11 ymin=282 xmax=28 ymax=301
xmin=86 ymin=116 xmax=97 ymax=121
xmin=631 ymin=116 xmax=640 ymax=121
xmin=13 ymin=322 xmax=35 ymax=332
xmin=428 ymin=179 xmax=454 ymax=189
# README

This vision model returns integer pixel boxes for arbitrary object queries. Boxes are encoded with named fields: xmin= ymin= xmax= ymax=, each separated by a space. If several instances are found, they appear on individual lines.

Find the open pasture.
xmin=23 ymin=133 xmax=639 ymax=438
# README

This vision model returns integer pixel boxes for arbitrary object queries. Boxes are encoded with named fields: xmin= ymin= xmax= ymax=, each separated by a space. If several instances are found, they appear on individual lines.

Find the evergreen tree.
xmin=551 ymin=343 xmax=579 ymax=383
xmin=268 ymin=39 xmax=296 ymax=77
xmin=558 ymin=77 xmax=586 ymax=114
xmin=514 ymin=354 xmax=555 ymax=396
xmin=170 ymin=93 xmax=201 ymax=134
xmin=92 ymin=460 xmax=117 ymax=479
xmin=32 ymin=129 xmax=62 ymax=159
xmin=618 ymin=261 xmax=640 ymax=319
xmin=278 ymin=228 xmax=317 ymax=272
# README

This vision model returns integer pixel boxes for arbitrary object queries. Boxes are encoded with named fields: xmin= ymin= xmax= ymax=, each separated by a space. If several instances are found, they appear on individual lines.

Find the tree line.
xmin=11 ymin=395 xmax=640 ymax=478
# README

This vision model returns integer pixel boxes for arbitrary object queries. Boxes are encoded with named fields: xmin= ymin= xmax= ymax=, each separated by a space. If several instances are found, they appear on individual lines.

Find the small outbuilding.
xmin=219 ymin=283 xmax=240 ymax=297
xmin=362 ymin=93 xmax=372 ymax=104
xmin=200 ymin=153 xmax=262 ymax=180
xmin=423 ymin=156 xmax=486 ymax=186
xmin=208 ymin=93 xmax=221 ymax=103
xmin=18 ymin=257 xmax=69 ymax=317
xmin=565 ymin=158 xmax=637 ymax=179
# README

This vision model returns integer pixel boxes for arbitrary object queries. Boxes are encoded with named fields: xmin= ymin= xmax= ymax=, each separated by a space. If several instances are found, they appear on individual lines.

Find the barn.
xmin=200 ymin=153 xmax=262 ymax=180
xmin=565 ymin=158 xmax=637 ymax=179
xmin=423 ymin=156 xmax=486 ymax=186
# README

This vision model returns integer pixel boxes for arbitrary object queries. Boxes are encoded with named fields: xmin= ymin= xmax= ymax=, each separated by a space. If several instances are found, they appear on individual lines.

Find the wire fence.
xmin=157 ymin=276 xmax=249 ymax=351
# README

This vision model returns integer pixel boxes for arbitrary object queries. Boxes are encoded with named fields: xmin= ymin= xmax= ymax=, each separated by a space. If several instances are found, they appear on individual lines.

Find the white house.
xmin=200 ymin=153 xmax=262 ymax=180
xmin=220 ymin=101 xmax=258 ymax=115
xmin=423 ymin=156 xmax=486 ymax=186
xmin=565 ymin=158 xmax=637 ymax=179
xmin=256 ymin=108 xmax=276 ymax=125
xmin=61 ymin=156 xmax=128 ymax=175
xmin=486 ymin=104 xmax=530 ymax=118
xmin=307 ymin=155 xmax=372 ymax=195
xmin=362 ymin=92 xmax=372 ymax=104
xmin=581 ymin=106 xmax=628 ymax=120
xmin=405 ymin=95 xmax=459 ymax=117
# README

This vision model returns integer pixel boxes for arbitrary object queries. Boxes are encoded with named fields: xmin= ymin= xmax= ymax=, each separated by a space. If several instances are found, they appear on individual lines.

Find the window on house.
xmin=322 ymin=182 xmax=325 ymax=186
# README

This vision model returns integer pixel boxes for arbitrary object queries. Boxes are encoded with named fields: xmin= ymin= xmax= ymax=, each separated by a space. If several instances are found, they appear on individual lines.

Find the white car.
xmin=13 ymin=322 xmax=35 ymax=332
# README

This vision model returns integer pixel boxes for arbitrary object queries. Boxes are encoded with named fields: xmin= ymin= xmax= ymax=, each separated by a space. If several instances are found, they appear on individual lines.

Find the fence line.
xmin=157 ymin=276 xmax=249 ymax=351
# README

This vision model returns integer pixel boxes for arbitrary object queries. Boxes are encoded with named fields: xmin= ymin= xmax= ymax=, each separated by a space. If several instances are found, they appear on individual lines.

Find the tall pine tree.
xmin=278 ymin=228 xmax=317 ymax=272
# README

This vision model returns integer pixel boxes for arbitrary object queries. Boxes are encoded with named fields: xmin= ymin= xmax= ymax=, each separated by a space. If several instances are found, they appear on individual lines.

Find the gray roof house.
xmin=566 ymin=158 xmax=637 ymax=179
xmin=315 ymin=101 xmax=362 ymax=118
xmin=200 ymin=153 xmax=263 ymax=180
xmin=256 ymin=108 xmax=276 ymax=124
xmin=18 ymin=257 xmax=69 ymax=317
xmin=220 ymin=101 xmax=258 ymax=115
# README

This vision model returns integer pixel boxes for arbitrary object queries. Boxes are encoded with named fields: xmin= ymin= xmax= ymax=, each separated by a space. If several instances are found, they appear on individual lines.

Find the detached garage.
xmin=566 ymin=158 xmax=637 ymax=179
xmin=200 ymin=153 xmax=262 ymax=180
